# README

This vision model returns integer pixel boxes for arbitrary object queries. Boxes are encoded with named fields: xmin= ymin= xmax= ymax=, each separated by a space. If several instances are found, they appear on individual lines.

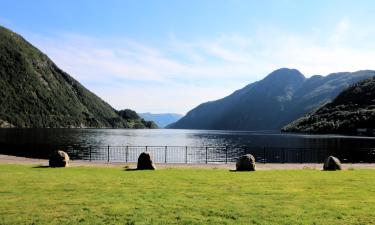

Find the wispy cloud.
xmin=23 ymin=18 xmax=375 ymax=114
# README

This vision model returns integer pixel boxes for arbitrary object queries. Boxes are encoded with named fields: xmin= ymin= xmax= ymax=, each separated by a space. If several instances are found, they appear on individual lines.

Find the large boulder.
xmin=49 ymin=150 xmax=70 ymax=167
xmin=236 ymin=154 xmax=256 ymax=171
xmin=323 ymin=156 xmax=342 ymax=171
xmin=137 ymin=152 xmax=156 ymax=170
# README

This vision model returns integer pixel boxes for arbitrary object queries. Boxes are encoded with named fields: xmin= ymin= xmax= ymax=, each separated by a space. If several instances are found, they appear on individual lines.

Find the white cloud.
xmin=328 ymin=18 xmax=350 ymax=44
xmin=23 ymin=18 xmax=375 ymax=114
xmin=94 ymin=83 xmax=237 ymax=115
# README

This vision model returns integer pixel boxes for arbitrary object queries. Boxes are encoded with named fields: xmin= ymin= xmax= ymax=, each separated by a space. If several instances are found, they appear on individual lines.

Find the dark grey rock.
xmin=49 ymin=150 xmax=70 ymax=167
xmin=323 ymin=156 xmax=342 ymax=171
xmin=236 ymin=154 xmax=256 ymax=171
xmin=137 ymin=152 xmax=156 ymax=170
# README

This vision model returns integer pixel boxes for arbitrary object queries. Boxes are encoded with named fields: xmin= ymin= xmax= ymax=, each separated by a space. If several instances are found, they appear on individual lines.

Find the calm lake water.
xmin=0 ymin=129 xmax=374 ymax=163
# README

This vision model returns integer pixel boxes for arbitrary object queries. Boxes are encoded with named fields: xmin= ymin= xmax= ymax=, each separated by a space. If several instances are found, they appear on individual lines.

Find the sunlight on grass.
xmin=0 ymin=165 xmax=375 ymax=224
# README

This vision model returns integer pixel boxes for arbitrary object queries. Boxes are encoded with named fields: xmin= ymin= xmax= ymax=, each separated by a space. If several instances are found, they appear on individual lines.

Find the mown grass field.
xmin=0 ymin=165 xmax=375 ymax=225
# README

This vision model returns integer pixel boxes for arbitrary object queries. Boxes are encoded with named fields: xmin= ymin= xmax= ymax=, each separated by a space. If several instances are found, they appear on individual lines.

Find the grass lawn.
xmin=0 ymin=165 xmax=375 ymax=225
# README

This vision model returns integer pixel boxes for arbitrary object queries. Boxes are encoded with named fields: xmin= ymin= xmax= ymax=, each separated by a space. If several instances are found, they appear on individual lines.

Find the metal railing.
xmin=1 ymin=143 xmax=375 ymax=163
xmin=63 ymin=145 xmax=375 ymax=164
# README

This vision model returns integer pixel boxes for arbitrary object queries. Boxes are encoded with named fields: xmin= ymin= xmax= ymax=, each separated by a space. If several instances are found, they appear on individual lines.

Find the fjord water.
xmin=0 ymin=129 xmax=374 ymax=163
xmin=1 ymin=128 xmax=374 ymax=147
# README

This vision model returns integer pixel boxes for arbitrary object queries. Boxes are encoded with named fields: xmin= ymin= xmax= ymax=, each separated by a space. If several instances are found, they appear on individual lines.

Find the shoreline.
xmin=1 ymin=154 xmax=375 ymax=170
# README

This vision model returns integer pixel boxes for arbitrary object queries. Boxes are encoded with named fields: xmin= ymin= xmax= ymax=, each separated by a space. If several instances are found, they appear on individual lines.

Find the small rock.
xmin=49 ymin=150 xmax=70 ymax=167
xmin=323 ymin=156 xmax=342 ymax=171
xmin=137 ymin=152 xmax=156 ymax=170
xmin=236 ymin=154 xmax=256 ymax=171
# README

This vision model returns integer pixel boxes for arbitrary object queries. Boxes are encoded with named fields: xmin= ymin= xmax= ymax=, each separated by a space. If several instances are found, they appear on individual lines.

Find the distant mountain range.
xmin=139 ymin=113 xmax=183 ymax=128
xmin=168 ymin=68 xmax=375 ymax=131
xmin=283 ymin=76 xmax=375 ymax=135
xmin=0 ymin=25 xmax=154 ymax=128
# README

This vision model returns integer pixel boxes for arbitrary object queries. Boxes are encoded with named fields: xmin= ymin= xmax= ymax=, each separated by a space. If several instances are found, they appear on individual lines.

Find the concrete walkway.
xmin=1 ymin=154 xmax=375 ymax=170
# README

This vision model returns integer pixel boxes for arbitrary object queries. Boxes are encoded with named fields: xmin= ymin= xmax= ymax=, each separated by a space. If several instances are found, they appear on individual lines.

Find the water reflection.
xmin=0 ymin=129 xmax=374 ymax=161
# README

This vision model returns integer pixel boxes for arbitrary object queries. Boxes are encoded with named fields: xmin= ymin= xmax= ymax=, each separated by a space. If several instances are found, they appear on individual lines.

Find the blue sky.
xmin=2 ymin=0 xmax=375 ymax=114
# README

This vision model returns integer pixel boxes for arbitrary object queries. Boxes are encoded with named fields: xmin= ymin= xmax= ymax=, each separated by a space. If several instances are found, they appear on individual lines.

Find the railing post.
xmin=205 ymin=147 xmax=208 ymax=164
xmin=164 ymin=146 xmax=167 ymax=163
xmin=125 ymin=146 xmax=128 ymax=163
xmin=32 ymin=143 xmax=36 ymax=158
xmin=107 ymin=145 xmax=110 ymax=162
xmin=300 ymin=148 xmax=303 ymax=164
xmin=282 ymin=148 xmax=285 ymax=164
xmin=225 ymin=146 xmax=228 ymax=164
xmin=89 ymin=145 xmax=92 ymax=162
xmin=263 ymin=146 xmax=266 ymax=164
xmin=146 ymin=146 xmax=148 ymax=152
xmin=185 ymin=146 xmax=188 ymax=164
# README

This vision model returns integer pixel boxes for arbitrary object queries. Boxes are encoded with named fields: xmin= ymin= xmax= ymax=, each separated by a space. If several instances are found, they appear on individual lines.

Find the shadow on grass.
xmin=32 ymin=165 xmax=69 ymax=169
xmin=123 ymin=167 xmax=157 ymax=171
xmin=124 ymin=167 xmax=138 ymax=171
xmin=32 ymin=165 xmax=50 ymax=168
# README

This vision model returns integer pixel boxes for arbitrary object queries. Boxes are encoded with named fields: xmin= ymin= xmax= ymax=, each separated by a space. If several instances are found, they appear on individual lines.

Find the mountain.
xmin=168 ymin=68 xmax=375 ymax=131
xmin=118 ymin=109 xmax=158 ymax=129
xmin=139 ymin=113 xmax=183 ymax=128
xmin=0 ymin=25 xmax=154 ymax=128
xmin=282 ymin=76 xmax=375 ymax=135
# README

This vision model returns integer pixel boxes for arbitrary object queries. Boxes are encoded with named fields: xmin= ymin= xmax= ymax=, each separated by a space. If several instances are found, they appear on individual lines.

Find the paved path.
xmin=1 ymin=154 xmax=375 ymax=170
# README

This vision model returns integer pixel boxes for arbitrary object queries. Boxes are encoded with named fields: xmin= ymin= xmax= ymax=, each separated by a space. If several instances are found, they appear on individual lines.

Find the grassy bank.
xmin=0 ymin=165 xmax=374 ymax=224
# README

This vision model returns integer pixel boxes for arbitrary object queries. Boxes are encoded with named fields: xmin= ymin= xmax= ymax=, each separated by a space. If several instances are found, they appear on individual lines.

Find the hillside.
xmin=168 ymin=68 xmax=375 ymax=131
xmin=139 ymin=113 xmax=183 ymax=128
xmin=118 ymin=109 xmax=158 ymax=129
xmin=282 ymin=76 xmax=375 ymax=135
xmin=0 ymin=25 xmax=153 ymax=128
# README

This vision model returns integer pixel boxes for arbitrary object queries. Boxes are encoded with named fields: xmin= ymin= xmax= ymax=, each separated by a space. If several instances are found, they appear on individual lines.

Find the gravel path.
xmin=1 ymin=154 xmax=375 ymax=170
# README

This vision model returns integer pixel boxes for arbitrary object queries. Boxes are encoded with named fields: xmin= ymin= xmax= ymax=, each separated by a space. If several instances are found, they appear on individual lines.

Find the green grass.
xmin=0 ymin=165 xmax=375 ymax=224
